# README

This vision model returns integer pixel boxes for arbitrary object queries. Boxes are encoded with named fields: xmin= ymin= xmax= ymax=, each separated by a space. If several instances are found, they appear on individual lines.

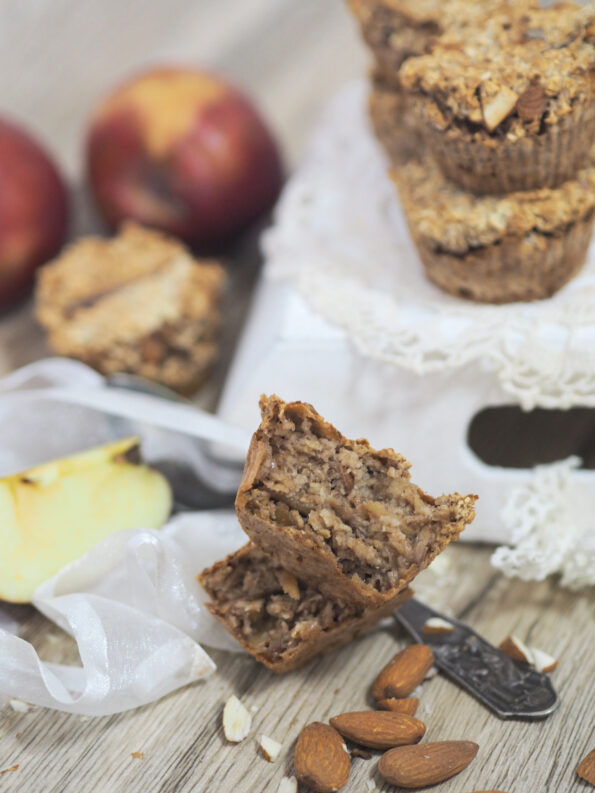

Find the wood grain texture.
xmin=0 ymin=2 xmax=593 ymax=793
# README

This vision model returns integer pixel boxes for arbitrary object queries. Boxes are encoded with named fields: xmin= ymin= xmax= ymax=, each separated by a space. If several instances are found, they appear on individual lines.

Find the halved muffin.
xmin=236 ymin=396 xmax=476 ymax=608
xmin=199 ymin=543 xmax=412 ymax=672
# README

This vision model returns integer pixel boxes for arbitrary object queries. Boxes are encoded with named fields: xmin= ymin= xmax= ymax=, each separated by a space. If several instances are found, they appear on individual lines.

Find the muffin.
xmin=236 ymin=395 xmax=476 ymax=608
xmin=399 ymin=3 xmax=595 ymax=194
xmin=368 ymin=77 xmax=422 ymax=165
xmin=199 ymin=543 xmax=413 ymax=673
xmin=348 ymin=0 xmax=442 ymax=88
xmin=395 ymin=152 xmax=595 ymax=303
xmin=348 ymin=0 xmax=535 ymax=88
xmin=35 ymin=222 xmax=225 ymax=394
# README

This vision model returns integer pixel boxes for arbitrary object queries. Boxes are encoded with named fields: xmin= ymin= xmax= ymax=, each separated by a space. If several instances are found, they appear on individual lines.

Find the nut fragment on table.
xmin=376 ymin=697 xmax=419 ymax=716
xmin=422 ymin=617 xmax=454 ymax=635
xmin=35 ymin=222 xmax=226 ymax=395
xmin=577 ymin=748 xmax=595 ymax=786
xmin=258 ymin=734 xmax=282 ymax=762
xmin=277 ymin=777 xmax=298 ymax=793
xmin=222 ymin=695 xmax=252 ymax=743
xmin=498 ymin=635 xmax=533 ymax=666
xmin=530 ymin=647 xmax=558 ymax=674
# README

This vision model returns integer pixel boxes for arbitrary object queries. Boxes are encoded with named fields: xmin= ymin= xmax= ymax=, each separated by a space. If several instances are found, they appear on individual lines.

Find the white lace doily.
xmin=264 ymin=80 xmax=595 ymax=411
xmin=493 ymin=458 xmax=595 ymax=590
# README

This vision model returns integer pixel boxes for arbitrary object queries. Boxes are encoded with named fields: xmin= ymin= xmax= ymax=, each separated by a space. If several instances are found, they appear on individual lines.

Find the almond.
xmin=293 ymin=722 xmax=350 ymax=793
xmin=530 ymin=647 xmax=558 ymax=673
xmin=480 ymin=83 xmax=518 ymax=131
xmin=422 ymin=617 xmax=454 ymax=636
xmin=277 ymin=569 xmax=300 ymax=600
xmin=222 ymin=695 xmax=251 ymax=743
xmin=277 ymin=777 xmax=298 ymax=793
xmin=372 ymin=645 xmax=434 ymax=700
xmin=498 ymin=635 xmax=533 ymax=666
xmin=376 ymin=698 xmax=419 ymax=716
xmin=350 ymin=746 xmax=372 ymax=759
xmin=330 ymin=711 xmax=426 ymax=750
xmin=378 ymin=741 xmax=479 ymax=788
xmin=577 ymin=748 xmax=595 ymax=785
xmin=516 ymin=84 xmax=547 ymax=121
xmin=258 ymin=733 xmax=282 ymax=762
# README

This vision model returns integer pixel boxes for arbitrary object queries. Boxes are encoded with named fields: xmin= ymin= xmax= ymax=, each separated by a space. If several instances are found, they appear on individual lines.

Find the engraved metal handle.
xmin=394 ymin=599 xmax=559 ymax=720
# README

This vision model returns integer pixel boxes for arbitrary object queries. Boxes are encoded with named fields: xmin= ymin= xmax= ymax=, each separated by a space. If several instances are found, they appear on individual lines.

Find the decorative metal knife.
xmin=394 ymin=598 xmax=559 ymax=720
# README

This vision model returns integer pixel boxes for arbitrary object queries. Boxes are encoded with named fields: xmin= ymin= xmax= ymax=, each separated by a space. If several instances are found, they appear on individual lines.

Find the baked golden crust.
xmin=396 ymin=4 xmax=595 ymax=192
xmin=235 ymin=395 xmax=476 ymax=608
xmin=348 ymin=0 xmax=443 ymax=86
xmin=348 ymin=0 xmax=537 ymax=87
xmin=35 ymin=223 xmax=225 ymax=394
xmin=399 ymin=3 xmax=595 ymax=138
xmin=395 ymin=152 xmax=595 ymax=302
xmin=394 ymin=152 xmax=595 ymax=254
xmin=199 ymin=543 xmax=413 ymax=673
xmin=414 ymin=214 xmax=594 ymax=303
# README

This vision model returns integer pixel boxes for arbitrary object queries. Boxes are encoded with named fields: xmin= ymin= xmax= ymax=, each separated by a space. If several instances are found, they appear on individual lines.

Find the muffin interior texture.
xmin=200 ymin=545 xmax=362 ymax=662
xmin=246 ymin=399 xmax=474 ymax=593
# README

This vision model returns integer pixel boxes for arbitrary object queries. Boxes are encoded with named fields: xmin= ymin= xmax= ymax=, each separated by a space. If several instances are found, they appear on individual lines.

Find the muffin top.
xmin=400 ymin=2 xmax=595 ymax=138
xmin=395 ymin=150 xmax=595 ymax=254
xmin=36 ymin=222 xmax=224 ymax=337
xmin=349 ymin=0 xmax=534 ymax=28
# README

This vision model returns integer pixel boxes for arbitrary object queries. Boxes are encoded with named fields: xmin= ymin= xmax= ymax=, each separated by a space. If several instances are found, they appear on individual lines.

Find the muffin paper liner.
xmin=421 ymin=100 xmax=595 ymax=195
xmin=368 ymin=83 xmax=421 ymax=164
xmin=415 ymin=211 xmax=595 ymax=303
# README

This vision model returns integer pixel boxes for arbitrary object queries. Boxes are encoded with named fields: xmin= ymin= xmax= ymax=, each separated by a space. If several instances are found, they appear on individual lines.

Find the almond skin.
xmin=577 ymin=748 xmax=595 ymax=785
xmin=498 ymin=636 xmax=532 ymax=665
xmin=377 ymin=697 xmax=419 ymax=716
xmin=378 ymin=740 xmax=479 ymax=788
xmin=372 ymin=645 xmax=434 ymax=700
xmin=516 ymin=84 xmax=547 ymax=122
xmin=329 ymin=711 xmax=426 ymax=750
xmin=293 ymin=722 xmax=350 ymax=793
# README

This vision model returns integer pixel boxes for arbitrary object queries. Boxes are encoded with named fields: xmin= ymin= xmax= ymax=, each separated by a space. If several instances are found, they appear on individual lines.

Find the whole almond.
xmin=378 ymin=740 xmax=479 ymax=788
xmin=377 ymin=697 xmax=419 ymax=716
xmin=372 ymin=645 xmax=434 ymax=700
xmin=516 ymin=84 xmax=547 ymax=121
xmin=577 ymin=748 xmax=595 ymax=785
xmin=294 ymin=722 xmax=350 ymax=793
xmin=330 ymin=711 xmax=426 ymax=750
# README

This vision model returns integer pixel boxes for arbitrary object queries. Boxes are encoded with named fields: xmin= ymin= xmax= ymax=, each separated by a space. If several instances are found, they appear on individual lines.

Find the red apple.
xmin=0 ymin=118 xmax=68 ymax=308
xmin=86 ymin=66 xmax=283 ymax=251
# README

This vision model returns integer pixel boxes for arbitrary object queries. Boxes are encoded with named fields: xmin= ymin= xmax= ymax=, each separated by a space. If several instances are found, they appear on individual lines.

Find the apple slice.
xmin=0 ymin=437 xmax=172 ymax=603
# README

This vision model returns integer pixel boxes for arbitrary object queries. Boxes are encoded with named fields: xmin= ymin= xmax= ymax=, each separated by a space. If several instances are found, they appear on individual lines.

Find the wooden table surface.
xmin=0 ymin=2 xmax=593 ymax=792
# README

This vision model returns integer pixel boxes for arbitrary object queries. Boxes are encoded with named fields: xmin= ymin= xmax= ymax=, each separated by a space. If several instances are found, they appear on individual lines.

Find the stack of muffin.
xmin=349 ymin=0 xmax=595 ymax=303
